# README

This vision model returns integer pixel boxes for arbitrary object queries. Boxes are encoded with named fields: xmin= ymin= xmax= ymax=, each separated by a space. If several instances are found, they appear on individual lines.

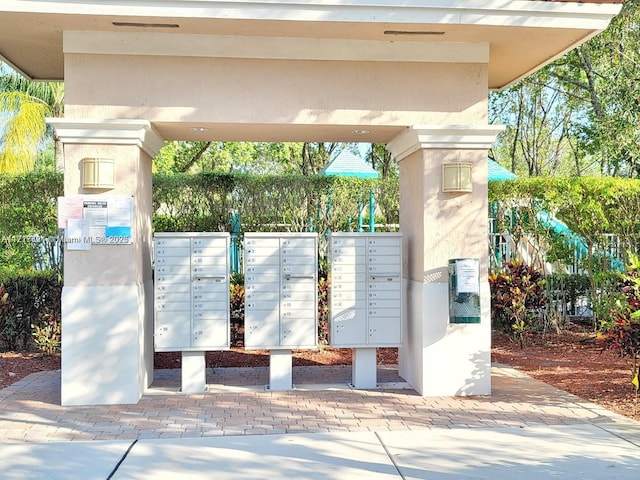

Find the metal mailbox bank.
xmin=244 ymin=232 xmax=318 ymax=390
xmin=329 ymin=232 xmax=403 ymax=388
xmin=153 ymin=232 xmax=231 ymax=393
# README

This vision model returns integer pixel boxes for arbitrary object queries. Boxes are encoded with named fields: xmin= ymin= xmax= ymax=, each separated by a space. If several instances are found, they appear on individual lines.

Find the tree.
xmin=368 ymin=143 xmax=399 ymax=229
xmin=0 ymin=64 xmax=64 ymax=173
xmin=490 ymin=0 xmax=640 ymax=178
xmin=546 ymin=1 xmax=640 ymax=177
xmin=155 ymin=140 xmax=346 ymax=175
xmin=489 ymin=71 xmax=584 ymax=177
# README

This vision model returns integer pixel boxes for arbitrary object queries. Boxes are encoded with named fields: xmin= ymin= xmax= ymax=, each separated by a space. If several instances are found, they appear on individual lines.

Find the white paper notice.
xmin=66 ymin=218 xmax=91 ymax=250
xmin=107 ymin=196 xmax=132 ymax=227
xmin=455 ymin=258 xmax=479 ymax=295
xmin=83 ymin=200 xmax=108 ymax=240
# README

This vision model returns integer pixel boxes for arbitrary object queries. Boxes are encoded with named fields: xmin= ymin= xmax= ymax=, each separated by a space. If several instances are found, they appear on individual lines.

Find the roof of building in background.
xmin=488 ymin=158 xmax=517 ymax=181
xmin=320 ymin=149 xmax=379 ymax=179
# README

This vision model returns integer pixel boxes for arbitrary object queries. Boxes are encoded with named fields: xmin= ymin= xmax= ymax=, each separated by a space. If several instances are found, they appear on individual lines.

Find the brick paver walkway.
xmin=0 ymin=364 xmax=631 ymax=443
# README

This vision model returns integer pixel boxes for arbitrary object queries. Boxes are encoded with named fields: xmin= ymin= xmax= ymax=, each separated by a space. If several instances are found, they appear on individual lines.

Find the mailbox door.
xmin=244 ymin=235 xmax=282 ymax=349
xmin=279 ymin=236 xmax=317 ymax=348
xmin=190 ymin=235 xmax=230 ymax=349
xmin=154 ymin=236 xmax=191 ymax=351
xmin=366 ymin=235 xmax=402 ymax=346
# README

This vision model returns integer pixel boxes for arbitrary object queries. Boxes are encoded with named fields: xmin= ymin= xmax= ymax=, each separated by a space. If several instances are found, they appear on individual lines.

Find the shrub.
xmin=31 ymin=317 xmax=61 ymax=355
xmin=0 ymin=271 xmax=61 ymax=352
xmin=489 ymin=260 xmax=546 ymax=346
xmin=229 ymin=282 xmax=245 ymax=346
xmin=598 ymin=254 xmax=640 ymax=391
xmin=317 ymin=274 xmax=329 ymax=347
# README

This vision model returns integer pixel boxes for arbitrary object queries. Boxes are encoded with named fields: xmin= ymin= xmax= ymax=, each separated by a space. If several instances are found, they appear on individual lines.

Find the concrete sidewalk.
xmin=2 ymin=365 xmax=640 ymax=479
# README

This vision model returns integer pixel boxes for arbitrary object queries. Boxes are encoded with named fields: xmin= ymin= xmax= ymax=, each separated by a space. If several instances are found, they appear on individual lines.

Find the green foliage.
xmin=152 ymin=172 xmax=398 ymax=246
xmin=546 ymin=273 xmax=591 ymax=316
xmin=229 ymin=282 xmax=245 ymax=345
xmin=0 ymin=271 xmax=61 ymax=351
xmin=0 ymin=171 xmax=63 ymax=275
xmin=490 ymin=71 xmax=578 ymax=177
xmin=598 ymin=253 xmax=640 ymax=390
xmin=589 ymin=271 xmax=625 ymax=327
xmin=489 ymin=1 xmax=640 ymax=178
xmin=489 ymin=261 xmax=547 ymax=346
xmin=490 ymin=177 xmax=640 ymax=327
xmin=0 ymin=92 xmax=50 ymax=173
xmin=0 ymin=285 xmax=12 ymax=346
xmin=490 ymin=177 xmax=640 ymax=261
xmin=0 ymin=67 xmax=64 ymax=173
xmin=317 ymin=270 xmax=329 ymax=347
xmin=155 ymin=140 xmax=346 ymax=175
xmin=31 ymin=317 xmax=61 ymax=355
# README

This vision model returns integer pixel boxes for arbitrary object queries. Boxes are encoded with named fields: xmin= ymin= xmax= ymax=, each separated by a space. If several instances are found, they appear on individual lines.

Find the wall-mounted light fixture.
xmin=442 ymin=162 xmax=473 ymax=193
xmin=82 ymin=158 xmax=116 ymax=189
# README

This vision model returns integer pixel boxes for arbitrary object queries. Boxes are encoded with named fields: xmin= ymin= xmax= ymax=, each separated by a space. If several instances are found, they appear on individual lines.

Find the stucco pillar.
xmin=48 ymin=119 xmax=164 ymax=405
xmin=387 ymin=125 xmax=503 ymax=396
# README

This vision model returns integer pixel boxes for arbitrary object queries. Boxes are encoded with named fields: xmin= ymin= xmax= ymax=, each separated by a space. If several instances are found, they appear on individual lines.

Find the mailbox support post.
xmin=269 ymin=349 xmax=293 ymax=390
xmin=352 ymin=347 xmax=377 ymax=389
xmin=181 ymin=351 xmax=207 ymax=393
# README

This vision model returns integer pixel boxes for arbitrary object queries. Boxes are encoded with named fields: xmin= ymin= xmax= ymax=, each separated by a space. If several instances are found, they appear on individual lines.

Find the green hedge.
xmin=489 ymin=177 xmax=640 ymax=267
xmin=0 ymin=172 xmax=63 ymax=276
xmin=152 ymin=172 xmax=398 ymax=235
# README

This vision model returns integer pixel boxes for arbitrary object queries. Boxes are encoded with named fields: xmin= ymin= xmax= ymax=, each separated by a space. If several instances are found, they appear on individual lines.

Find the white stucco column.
xmin=48 ymin=119 xmax=164 ymax=405
xmin=387 ymin=125 xmax=503 ymax=397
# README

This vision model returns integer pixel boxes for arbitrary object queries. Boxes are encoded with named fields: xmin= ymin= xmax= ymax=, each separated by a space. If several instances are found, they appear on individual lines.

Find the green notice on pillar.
xmin=448 ymin=258 xmax=481 ymax=324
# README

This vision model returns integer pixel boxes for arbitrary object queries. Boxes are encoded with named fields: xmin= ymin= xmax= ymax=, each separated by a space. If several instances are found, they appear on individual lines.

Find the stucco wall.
xmin=62 ymin=143 xmax=153 ymax=287
xmin=64 ymin=53 xmax=488 ymax=137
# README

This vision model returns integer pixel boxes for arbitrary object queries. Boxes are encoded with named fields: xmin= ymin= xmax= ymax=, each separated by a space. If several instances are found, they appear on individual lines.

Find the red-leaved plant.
xmin=598 ymin=253 xmax=640 ymax=395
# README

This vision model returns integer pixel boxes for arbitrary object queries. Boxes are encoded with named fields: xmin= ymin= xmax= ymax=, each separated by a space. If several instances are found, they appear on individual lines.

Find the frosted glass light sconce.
xmin=442 ymin=162 xmax=472 ymax=193
xmin=82 ymin=158 xmax=116 ymax=189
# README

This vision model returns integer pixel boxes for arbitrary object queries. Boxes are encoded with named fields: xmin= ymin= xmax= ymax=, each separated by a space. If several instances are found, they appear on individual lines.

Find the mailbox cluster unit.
xmin=153 ymin=231 xmax=403 ymax=389
xmin=244 ymin=232 xmax=318 ymax=350
xmin=154 ymin=233 xmax=230 ymax=351
xmin=329 ymin=232 xmax=403 ymax=347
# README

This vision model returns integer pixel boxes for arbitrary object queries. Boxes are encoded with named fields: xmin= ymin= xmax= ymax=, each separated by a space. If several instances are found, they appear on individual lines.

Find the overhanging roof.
xmin=0 ymin=1 xmax=623 ymax=89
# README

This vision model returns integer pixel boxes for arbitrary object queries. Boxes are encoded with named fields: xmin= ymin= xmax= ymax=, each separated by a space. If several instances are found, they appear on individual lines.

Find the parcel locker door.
xmin=245 ymin=309 xmax=280 ymax=349
xmin=155 ymin=311 xmax=191 ymax=350
xmin=331 ymin=307 xmax=367 ymax=346
xmin=281 ymin=315 xmax=317 ymax=348
xmin=192 ymin=320 xmax=229 ymax=349
xmin=368 ymin=315 xmax=402 ymax=345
